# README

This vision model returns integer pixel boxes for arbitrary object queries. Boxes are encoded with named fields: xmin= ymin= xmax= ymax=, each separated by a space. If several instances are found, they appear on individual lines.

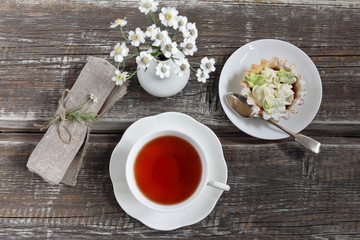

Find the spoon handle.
xmin=268 ymin=119 xmax=321 ymax=153
xmin=208 ymin=181 xmax=230 ymax=191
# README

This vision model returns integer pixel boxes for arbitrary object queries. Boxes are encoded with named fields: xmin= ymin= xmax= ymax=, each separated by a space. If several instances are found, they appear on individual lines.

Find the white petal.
xmin=110 ymin=23 xmax=118 ymax=28
xmin=120 ymin=20 xmax=127 ymax=27
xmin=114 ymin=42 xmax=120 ymax=48
xmin=131 ymin=40 xmax=139 ymax=47
xmin=164 ymin=51 xmax=171 ymax=58
xmin=122 ymin=48 xmax=129 ymax=57
xmin=115 ymin=55 xmax=123 ymax=62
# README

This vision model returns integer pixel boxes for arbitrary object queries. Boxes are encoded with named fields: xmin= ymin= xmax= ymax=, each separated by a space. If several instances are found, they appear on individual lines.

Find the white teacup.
xmin=125 ymin=129 xmax=230 ymax=213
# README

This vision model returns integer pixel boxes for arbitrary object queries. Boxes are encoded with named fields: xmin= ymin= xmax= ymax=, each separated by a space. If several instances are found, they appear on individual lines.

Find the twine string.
xmin=34 ymin=89 xmax=74 ymax=144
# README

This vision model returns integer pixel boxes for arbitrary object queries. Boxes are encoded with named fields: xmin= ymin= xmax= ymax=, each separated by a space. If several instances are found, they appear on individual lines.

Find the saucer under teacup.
xmin=109 ymin=112 xmax=229 ymax=230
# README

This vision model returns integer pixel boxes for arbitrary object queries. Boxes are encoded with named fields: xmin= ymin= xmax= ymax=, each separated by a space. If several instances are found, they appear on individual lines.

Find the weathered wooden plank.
xmin=3 ymin=0 xmax=360 ymax=8
xmin=1 ymin=134 xmax=360 ymax=238
xmin=1 ymin=1 xmax=359 ymax=239
xmin=0 ymin=1 xmax=359 ymax=131
xmin=1 ymin=120 xmax=360 ymax=140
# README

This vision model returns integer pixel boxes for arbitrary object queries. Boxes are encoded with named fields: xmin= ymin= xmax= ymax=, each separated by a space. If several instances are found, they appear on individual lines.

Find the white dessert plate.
xmin=219 ymin=39 xmax=322 ymax=140
xmin=109 ymin=112 xmax=228 ymax=231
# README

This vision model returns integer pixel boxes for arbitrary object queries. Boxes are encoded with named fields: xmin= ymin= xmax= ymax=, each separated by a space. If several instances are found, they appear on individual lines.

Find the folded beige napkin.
xmin=27 ymin=56 xmax=128 ymax=186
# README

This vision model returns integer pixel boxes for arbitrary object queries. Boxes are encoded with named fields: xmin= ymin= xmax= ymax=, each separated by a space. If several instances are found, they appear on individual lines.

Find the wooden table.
xmin=1 ymin=0 xmax=360 ymax=239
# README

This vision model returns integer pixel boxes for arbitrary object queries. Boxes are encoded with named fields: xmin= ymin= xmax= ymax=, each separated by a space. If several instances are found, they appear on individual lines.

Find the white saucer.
xmin=219 ymin=39 xmax=322 ymax=140
xmin=109 ymin=112 xmax=228 ymax=231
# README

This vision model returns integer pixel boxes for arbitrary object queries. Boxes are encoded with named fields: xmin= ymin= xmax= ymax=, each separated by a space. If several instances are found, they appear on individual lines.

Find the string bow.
xmin=34 ymin=89 xmax=74 ymax=144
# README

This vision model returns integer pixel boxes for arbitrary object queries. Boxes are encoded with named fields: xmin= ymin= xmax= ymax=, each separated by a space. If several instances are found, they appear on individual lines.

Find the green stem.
xmin=190 ymin=65 xmax=197 ymax=73
xmin=151 ymin=51 xmax=162 ymax=58
xmin=150 ymin=45 xmax=161 ymax=50
xmin=127 ymin=69 xmax=139 ymax=80
xmin=189 ymin=61 xmax=201 ymax=65
xmin=123 ymin=53 xmax=139 ymax=61
xmin=146 ymin=41 xmax=155 ymax=48
xmin=42 ymin=99 xmax=97 ymax=125
xmin=149 ymin=10 xmax=157 ymax=25
xmin=171 ymin=33 xmax=178 ymax=41
xmin=44 ymin=116 xmax=56 ymax=125
xmin=67 ymin=99 xmax=92 ymax=115
xmin=120 ymin=26 xmax=130 ymax=42
xmin=171 ymin=56 xmax=180 ymax=61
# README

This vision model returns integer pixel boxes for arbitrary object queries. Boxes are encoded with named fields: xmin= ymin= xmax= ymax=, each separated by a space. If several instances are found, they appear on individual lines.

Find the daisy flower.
xmin=110 ymin=18 xmax=127 ymax=28
xmin=160 ymin=37 xmax=179 ymax=58
xmin=174 ymin=58 xmax=190 ymax=77
xmin=159 ymin=7 xmax=179 ymax=28
xmin=183 ymin=22 xmax=198 ymax=40
xmin=139 ymin=0 xmax=159 ymax=15
xmin=155 ymin=62 xmax=171 ymax=79
xmin=176 ymin=16 xmax=188 ymax=32
xmin=196 ymin=68 xmax=209 ymax=83
xmin=145 ymin=24 xmax=157 ymax=38
xmin=136 ymin=51 xmax=154 ymax=69
xmin=110 ymin=42 xmax=129 ymax=63
xmin=200 ymin=57 xmax=216 ymax=73
xmin=128 ymin=28 xmax=146 ymax=47
xmin=89 ymin=94 xmax=98 ymax=103
xmin=152 ymin=29 xmax=169 ymax=46
xmin=112 ymin=70 xmax=129 ymax=85
xmin=180 ymin=38 xmax=197 ymax=56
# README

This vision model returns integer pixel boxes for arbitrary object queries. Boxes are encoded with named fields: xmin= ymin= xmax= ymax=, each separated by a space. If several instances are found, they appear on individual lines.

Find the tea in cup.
xmin=126 ymin=130 xmax=229 ymax=212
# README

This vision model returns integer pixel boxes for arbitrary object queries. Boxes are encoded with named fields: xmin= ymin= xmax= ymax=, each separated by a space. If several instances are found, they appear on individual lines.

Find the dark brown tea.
xmin=134 ymin=135 xmax=202 ymax=205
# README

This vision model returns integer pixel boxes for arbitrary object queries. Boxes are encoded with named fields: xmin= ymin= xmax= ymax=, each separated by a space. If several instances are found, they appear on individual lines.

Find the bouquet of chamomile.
xmin=109 ymin=0 xmax=216 ymax=86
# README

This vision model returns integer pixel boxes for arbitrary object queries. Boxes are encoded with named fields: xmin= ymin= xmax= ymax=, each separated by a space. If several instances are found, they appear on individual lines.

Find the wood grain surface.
xmin=1 ymin=134 xmax=360 ymax=239
xmin=1 ymin=0 xmax=360 ymax=239
xmin=1 ymin=0 xmax=359 ymax=130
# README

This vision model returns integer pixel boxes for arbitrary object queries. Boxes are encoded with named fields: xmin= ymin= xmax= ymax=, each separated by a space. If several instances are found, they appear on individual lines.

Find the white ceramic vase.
xmin=137 ymin=53 xmax=190 ymax=97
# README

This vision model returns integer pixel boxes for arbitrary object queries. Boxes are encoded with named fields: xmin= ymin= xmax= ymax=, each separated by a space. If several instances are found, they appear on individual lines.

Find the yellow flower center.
xmin=206 ymin=63 xmax=212 ymax=69
xmin=201 ymin=73 xmax=205 ymax=78
xmin=180 ymin=64 xmax=187 ymax=71
xmin=165 ymin=44 xmax=172 ymax=51
xmin=141 ymin=57 xmax=149 ymax=65
xmin=161 ymin=67 xmax=167 ymax=73
xmin=117 ymin=74 xmax=124 ymax=81
xmin=190 ymin=29 xmax=196 ymax=36
xmin=156 ymin=33 xmax=163 ymax=40
xmin=147 ymin=27 xmax=152 ymax=32
xmin=186 ymin=43 xmax=193 ymax=50
xmin=115 ymin=47 xmax=122 ymax=54
xmin=115 ymin=18 xmax=122 ymax=24
xmin=179 ymin=20 xmax=184 ymax=26
xmin=144 ymin=1 xmax=152 ymax=8
xmin=165 ymin=13 xmax=173 ymax=21
xmin=133 ymin=34 xmax=140 ymax=41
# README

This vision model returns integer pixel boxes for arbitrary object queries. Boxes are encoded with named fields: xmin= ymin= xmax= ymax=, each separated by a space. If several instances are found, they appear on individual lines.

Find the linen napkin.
xmin=27 ymin=56 xmax=128 ymax=186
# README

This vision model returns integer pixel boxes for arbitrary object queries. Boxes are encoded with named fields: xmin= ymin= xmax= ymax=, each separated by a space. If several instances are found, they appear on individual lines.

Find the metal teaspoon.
xmin=225 ymin=92 xmax=321 ymax=153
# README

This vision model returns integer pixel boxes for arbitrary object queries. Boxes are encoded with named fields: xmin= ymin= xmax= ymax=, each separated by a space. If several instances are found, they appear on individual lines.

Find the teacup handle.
xmin=207 ymin=181 xmax=230 ymax=191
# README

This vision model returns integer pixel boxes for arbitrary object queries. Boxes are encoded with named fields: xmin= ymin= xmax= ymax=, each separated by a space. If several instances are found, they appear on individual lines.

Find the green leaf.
xmin=150 ymin=50 xmax=162 ymax=56
xmin=263 ymin=98 xmax=286 ymax=114
xmin=277 ymin=68 xmax=297 ymax=84
xmin=243 ymin=73 xmax=266 ymax=88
